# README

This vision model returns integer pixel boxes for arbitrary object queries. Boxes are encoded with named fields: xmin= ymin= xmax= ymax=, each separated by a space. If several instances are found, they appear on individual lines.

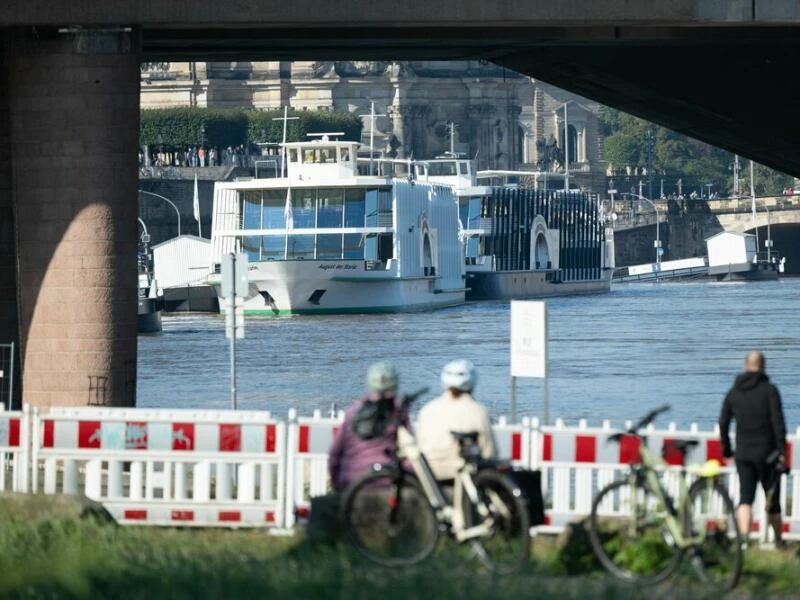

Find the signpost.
xmin=510 ymin=300 xmax=548 ymax=424
xmin=221 ymin=253 xmax=248 ymax=410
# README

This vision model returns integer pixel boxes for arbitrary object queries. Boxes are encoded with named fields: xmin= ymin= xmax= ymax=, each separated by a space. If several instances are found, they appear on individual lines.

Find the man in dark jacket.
xmin=719 ymin=351 xmax=787 ymax=546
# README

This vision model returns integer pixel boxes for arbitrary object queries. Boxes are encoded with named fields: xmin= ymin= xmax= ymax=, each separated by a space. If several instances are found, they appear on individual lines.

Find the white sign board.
xmin=221 ymin=253 xmax=249 ymax=299
xmin=510 ymin=300 xmax=547 ymax=378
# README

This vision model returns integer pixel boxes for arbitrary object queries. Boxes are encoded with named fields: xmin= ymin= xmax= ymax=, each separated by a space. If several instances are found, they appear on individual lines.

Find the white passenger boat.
xmin=207 ymin=138 xmax=466 ymax=315
xmin=410 ymin=156 xmax=614 ymax=300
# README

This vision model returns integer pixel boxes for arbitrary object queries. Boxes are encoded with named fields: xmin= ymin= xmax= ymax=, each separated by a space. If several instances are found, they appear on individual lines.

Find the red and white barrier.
xmin=530 ymin=419 xmax=800 ymax=541
xmin=0 ymin=406 xmax=29 ymax=492
xmin=284 ymin=409 xmax=343 ymax=528
xmin=3 ymin=404 xmax=797 ymax=539
xmin=31 ymin=407 xmax=286 ymax=529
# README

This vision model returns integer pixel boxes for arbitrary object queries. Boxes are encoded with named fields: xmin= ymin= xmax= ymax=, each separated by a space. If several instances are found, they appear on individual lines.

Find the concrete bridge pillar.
xmin=3 ymin=27 xmax=141 ymax=407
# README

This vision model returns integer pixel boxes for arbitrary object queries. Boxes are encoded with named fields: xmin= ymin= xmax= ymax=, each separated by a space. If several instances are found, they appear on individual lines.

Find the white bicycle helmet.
xmin=441 ymin=359 xmax=477 ymax=392
xmin=367 ymin=361 xmax=399 ymax=394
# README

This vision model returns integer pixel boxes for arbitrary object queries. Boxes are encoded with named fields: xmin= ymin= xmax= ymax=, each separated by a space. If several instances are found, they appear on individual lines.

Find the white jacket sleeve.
xmin=479 ymin=406 xmax=495 ymax=458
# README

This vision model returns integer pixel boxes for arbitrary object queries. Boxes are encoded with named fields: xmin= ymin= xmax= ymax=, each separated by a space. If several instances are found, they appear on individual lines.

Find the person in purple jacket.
xmin=329 ymin=362 xmax=407 ymax=492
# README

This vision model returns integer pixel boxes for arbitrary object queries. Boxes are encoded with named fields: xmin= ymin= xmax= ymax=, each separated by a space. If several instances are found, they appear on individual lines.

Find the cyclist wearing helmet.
xmin=329 ymin=361 xmax=408 ymax=492
xmin=417 ymin=360 xmax=495 ymax=481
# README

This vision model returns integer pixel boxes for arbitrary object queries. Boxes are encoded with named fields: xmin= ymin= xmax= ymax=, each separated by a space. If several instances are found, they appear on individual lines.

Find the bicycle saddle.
xmin=664 ymin=439 xmax=699 ymax=454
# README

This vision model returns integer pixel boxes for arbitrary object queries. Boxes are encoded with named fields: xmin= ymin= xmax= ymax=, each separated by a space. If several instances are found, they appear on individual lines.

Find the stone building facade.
xmin=140 ymin=61 xmax=606 ymax=189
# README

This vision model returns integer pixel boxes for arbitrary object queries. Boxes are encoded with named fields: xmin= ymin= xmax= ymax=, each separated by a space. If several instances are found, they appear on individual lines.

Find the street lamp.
xmin=139 ymin=189 xmax=181 ymax=238
xmin=553 ymin=100 xmax=577 ymax=193
xmin=621 ymin=192 xmax=661 ymax=265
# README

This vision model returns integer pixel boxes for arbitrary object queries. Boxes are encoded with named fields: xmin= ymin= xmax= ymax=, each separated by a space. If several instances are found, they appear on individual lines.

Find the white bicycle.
xmin=339 ymin=388 xmax=531 ymax=574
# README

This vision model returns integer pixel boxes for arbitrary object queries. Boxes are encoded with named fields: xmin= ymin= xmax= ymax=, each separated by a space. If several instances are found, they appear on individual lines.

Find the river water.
xmin=137 ymin=279 xmax=800 ymax=432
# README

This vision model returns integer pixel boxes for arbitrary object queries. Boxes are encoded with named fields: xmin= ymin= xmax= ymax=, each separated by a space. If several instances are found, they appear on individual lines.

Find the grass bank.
xmin=0 ymin=497 xmax=797 ymax=599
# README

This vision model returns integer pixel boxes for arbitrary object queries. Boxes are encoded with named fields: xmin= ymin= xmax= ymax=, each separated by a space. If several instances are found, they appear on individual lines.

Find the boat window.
xmin=365 ymin=189 xmax=379 ymax=227
xmin=242 ymin=192 xmax=263 ymax=230
xmin=344 ymin=188 xmax=366 ymax=227
xmin=378 ymin=233 xmax=394 ymax=261
xmin=343 ymin=233 xmax=363 ymax=259
xmin=293 ymin=189 xmax=316 ymax=228
xmin=261 ymin=189 xmax=289 ymax=229
xmin=316 ymin=234 xmax=343 ymax=259
xmin=289 ymin=149 xmax=298 ymax=163
xmin=340 ymin=147 xmax=351 ymax=162
xmin=465 ymin=238 xmax=479 ymax=259
xmin=460 ymin=161 xmax=470 ymax=174
xmin=320 ymin=147 xmax=335 ymax=163
xmin=243 ymin=235 xmax=261 ymax=262
xmin=317 ymin=188 xmax=344 ymax=228
xmin=467 ymin=197 xmax=482 ymax=228
xmin=427 ymin=161 xmax=457 ymax=176
xmin=262 ymin=235 xmax=285 ymax=260
xmin=287 ymin=234 xmax=314 ymax=259
xmin=364 ymin=233 xmax=378 ymax=260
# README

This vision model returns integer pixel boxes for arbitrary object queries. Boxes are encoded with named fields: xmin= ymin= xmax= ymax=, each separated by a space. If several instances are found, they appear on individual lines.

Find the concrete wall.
xmin=613 ymin=223 xmax=665 ymax=267
xmin=139 ymin=176 xmax=219 ymax=247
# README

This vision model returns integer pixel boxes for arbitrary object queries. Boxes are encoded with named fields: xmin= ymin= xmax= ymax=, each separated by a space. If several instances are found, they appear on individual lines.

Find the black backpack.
xmin=352 ymin=397 xmax=394 ymax=440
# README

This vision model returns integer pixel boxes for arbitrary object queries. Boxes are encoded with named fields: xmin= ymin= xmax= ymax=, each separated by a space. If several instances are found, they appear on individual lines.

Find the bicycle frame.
xmin=395 ymin=424 xmax=502 ymax=543
xmin=626 ymin=441 xmax=709 ymax=548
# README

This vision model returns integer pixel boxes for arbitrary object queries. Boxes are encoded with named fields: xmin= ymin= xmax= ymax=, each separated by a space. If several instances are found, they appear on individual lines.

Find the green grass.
xmin=0 ymin=498 xmax=797 ymax=599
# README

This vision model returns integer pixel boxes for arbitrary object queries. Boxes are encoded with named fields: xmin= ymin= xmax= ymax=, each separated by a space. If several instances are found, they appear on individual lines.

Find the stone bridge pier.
xmin=1 ymin=28 xmax=141 ymax=408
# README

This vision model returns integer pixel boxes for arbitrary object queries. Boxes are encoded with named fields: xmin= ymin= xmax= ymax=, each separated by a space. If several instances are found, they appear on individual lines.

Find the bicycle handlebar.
xmin=629 ymin=404 xmax=671 ymax=434
xmin=401 ymin=387 xmax=430 ymax=410
xmin=607 ymin=404 xmax=672 ymax=444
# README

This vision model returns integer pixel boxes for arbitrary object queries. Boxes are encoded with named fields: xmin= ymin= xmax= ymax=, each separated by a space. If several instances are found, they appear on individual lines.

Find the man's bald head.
xmin=744 ymin=351 xmax=766 ymax=373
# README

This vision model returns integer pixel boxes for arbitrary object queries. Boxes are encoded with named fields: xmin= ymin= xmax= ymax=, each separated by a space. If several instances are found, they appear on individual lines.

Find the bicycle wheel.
xmin=465 ymin=469 xmax=530 ymax=574
xmin=685 ymin=477 xmax=742 ymax=591
xmin=339 ymin=467 xmax=439 ymax=566
xmin=588 ymin=478 xmax=682 ymax=584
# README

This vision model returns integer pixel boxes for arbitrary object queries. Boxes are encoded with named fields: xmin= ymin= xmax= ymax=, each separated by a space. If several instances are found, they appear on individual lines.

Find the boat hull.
xmin=216 ymin=260 xmax=465 ymax=316
xmin=466 ymin=269 xmax=612 ymax=300
xmin=161 ymin=285 xmax=220 ymax=313
xmin=137 ymin=297 xmax=163 ymax=333
xmin=709 ymin=262 xmax=780 ymax=281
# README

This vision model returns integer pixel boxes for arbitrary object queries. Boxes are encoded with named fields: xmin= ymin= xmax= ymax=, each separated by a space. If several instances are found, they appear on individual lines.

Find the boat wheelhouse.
xmin=413 ymin=155 xmax=614 ymax=300
xmin=208 ymin=138 xmax=466 ymax=315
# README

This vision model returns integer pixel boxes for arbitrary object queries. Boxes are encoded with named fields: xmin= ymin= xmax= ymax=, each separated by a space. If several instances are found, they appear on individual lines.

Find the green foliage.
xmin=140 ymin=108 xmax=248 ymax=148
xmin=140 ymin=107 xmax=363 ymax=151
xmin=602 ymin=108 xmax=794 ymax=197
xmin=0 ymin=500 xmax=797 ymax=598
xmin=245 ymin=110 xmax=363 ymax=145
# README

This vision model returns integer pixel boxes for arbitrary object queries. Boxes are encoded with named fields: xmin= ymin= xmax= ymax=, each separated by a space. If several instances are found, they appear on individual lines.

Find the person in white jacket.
xmin=417 ymin=360 xmax=495 ymax=481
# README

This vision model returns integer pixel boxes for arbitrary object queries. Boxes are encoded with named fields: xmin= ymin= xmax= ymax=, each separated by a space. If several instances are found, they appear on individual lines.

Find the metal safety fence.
xmin=2 ymin=405 xmax=799 ymax=540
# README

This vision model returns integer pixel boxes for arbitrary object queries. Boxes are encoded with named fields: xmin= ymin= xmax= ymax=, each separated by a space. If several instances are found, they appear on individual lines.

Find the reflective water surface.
xmin=138 ymin=279 xmax=800 ymax=430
